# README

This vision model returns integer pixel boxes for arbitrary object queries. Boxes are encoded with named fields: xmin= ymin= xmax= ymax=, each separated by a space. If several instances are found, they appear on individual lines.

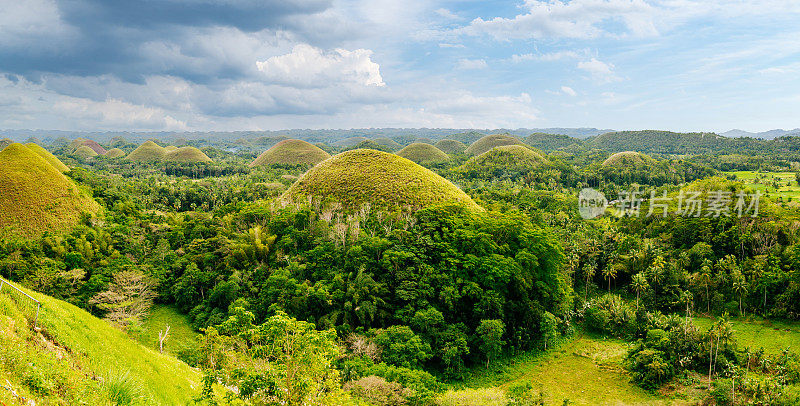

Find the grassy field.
xmin=457 ymin=332 xmax=696 ymax=405
xmin=136 ymin=304 xmax=199 ymax=357
xmin=692 ymin=316 xmax=800 ymax=355
xmin=0 ymin=279 xmax=200 ymax=405
xmin=724 ymin=170 xmax=800 ymax=200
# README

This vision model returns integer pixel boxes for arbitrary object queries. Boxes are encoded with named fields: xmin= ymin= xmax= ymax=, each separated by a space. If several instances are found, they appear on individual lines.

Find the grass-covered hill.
xmin=282 ymin=149 xmax=482 ymax=212
xmin=525 ymin=132 xmax=583 ymax=152
xmin=0 ymin=143 xmax=99 ymax=238
xmin=74 ymin=145 xmax=99 ymax=159
xmin=373 ymin=137 xmax=402 ymax=151
xmin=396 ymin=142 xmax=450 ymax=164
xmin=71 ymin=139 xmax=108 ymax=155
xmin=458 ymin=145 xmax=549 ymax=181
xmin=25 ymin=142 xmax=70 ymax=172
xmin=164 ymin=145 xmax=179 ymax=152
xmin=127 ymin=140 xmax=168 ymax=162
xmin=0 ymin=279 xmax=199 ymax=405
xmin=250 ymin=139 xmax=331 ymax=167
xmin=601 ymin=151 xmax=654 ymax=167
xmin=435 ymin=139 xmax=468 ymax=154
xmin=333 ymin=136 xmax=370 ymax=147
xmin=104 ymin=148 xmax=126 ymax=158
xmin=587 ymin=130 xmax=727 ymax=155
xmin=165 ymin=146 xmax=213 ymax=163
xmin=0 ymin=138 xmax=12 ymax=150
xmin=465 ymin=134 xmax=526 ymax=156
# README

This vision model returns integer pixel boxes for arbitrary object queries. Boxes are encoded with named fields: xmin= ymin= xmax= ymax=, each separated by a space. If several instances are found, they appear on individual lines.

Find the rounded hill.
xmin=165 ymin=146 xmax=212 ymax=163
xmin=71 ymin=139 xmax=107 ymax=155
xmin=164 ymin=145 xmax=179 ymax=152
xmin=435 ymin=139 xmax=467 ymax=154
xmin=396 ymin=143 xmax=450 ymax=164
xmin=25 ymin=143 xmax=70 ymax=172
xmin=104 ymin=148 xmax=126 ymax=158
xmin=126 ymin=141 xmax=167 ymax=162
xmin=465 ymin=134 xmax=525 ymax=156
xmin=74 ymin=146 xmax=99 ymax=159
xmin=602 ymin=151 xmax=652 ymax=167
xmin=334 ymin=136 xmax=369 ymax=147
xmin=460 ymin=145 xmax=548 ymax=180
xmin=373 ymin=137 xmax=402 ymax=151
xmin=0 ymin=138 xmax=13 ymax=151
xmin=250 ymin=139 xmax=331 ymax=167
xmin=282 ymin=149 xmax=481 ymax=213
xmin=0 ymin=143 xmax=99 ymax=238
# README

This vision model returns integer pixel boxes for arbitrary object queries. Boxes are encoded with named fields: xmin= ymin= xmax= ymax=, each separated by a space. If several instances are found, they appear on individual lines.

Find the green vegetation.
xmin=71 ymin=139 xmax=108 ymax=155
xmin=0 ymin=279 xmax=199 ymax=405
xmin=464 ymin=134 xmax=526 ymax=156
xmin=725 ymin=170 xmax=800 ymax=201
xmin=105 ymin=147 xmax=126 ymax=158
xmin=74 ymin=145 xmax=99 ymax=159
xmin=459 ymin=145 xmax=548 ymax=181
xmin=282 ymin=149 xmax=481 ymax=212
xmin=136 ymin=304 xmax=199 ymax=358
xmin=693 ymin=316 xmax=799 ymax=355
xmin=335 ymin=136 xmax=370 ymax=147
xmin=396 ymin=142 xmax=450 ymax=165
xmin=164 ymin=145 xmax=179 ymax=152
xmin=435 ymin=139 xmax=467 ymax=154
xmin=0 ymin=138 xmax=12 ymax=150
xmin=373 ymin=137 xmax=402 ymax=151
xmin=165 ymin=146 xmax=213 ymax=163
xmin=0 ymin=143 xmax=99 ymax=238
xmin=250 ymin=139 xmax=331 ymax=167
xmin=601 ymin=150 xmax=653 ymax=166
xmin=25 ymin=142 xmax=70 ymax=172
xmin=126 ymin=140 xmax=168 ymax=162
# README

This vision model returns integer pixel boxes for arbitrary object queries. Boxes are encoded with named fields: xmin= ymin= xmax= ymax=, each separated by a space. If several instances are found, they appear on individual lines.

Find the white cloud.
xmin=439 ymin=43 xmax=466 ymax=49
xmin=256 ymin=44 xmax=385 ymax=88
xmin=561 ymin=86 xmax=577 ymax=96
xmin=434 ymin=8 xmax=460 ymax=20
xmin=577 ymin=58 xmax=620 ymax=83
xmin=456 ymin=58 xmax=488 ymax=70
xmin=55 ymin=98 xmax=187 ymax=130
xmin=0 ymin=0 xmax=76 ymax=49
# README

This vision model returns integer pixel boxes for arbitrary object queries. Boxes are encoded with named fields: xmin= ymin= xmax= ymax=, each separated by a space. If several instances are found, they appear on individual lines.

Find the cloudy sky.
xmin=1 ymin=0 xmax=799 ymax=132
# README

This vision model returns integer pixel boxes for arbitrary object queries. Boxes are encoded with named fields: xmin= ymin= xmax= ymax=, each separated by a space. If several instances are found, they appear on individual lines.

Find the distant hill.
xmin=435 ymin=139 xmax=468 ymax=154
xmin=74 ymin=145 xmax=99 ymax=158
xmin=465 ymin=134 xmax=526 ymax=156
xmin=588 ymin=130 xmax=728 ymax=155
xmin=459 ymin=145 xmax=549 ymax=181
xmin=282 ymin=149 xmax=481 ymax=213
xmin=721 ymin=128 xmax=800 ymax=139
xmin=525 ymin=133 xmax=582 ymax=152
xmin=104 ymin=148 xmax=126 ymax=158
xmin=0 ymin=143 xmax=99 ymax=238
xmin=126 ymin=141 xmax=167 ymax=162
xmin=250 ymin=139 xmax=331 ymax=167
xmin=396 ymin=143 xmax=450 ymax=164
xmin=602 ymin=151 xmax=654 ymax=167
xmin=165 ymin=146 xmax=212 ymax=163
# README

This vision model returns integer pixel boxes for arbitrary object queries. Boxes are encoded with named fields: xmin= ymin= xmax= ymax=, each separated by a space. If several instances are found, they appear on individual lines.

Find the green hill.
xmin=127 ymin=141 xmax=167 ymax=162
xmin=0 ymin=138 xmax=12 ymax=151
xmin=334 ymin=136 xmax=370 ymax=147
xmin=588 ymin=130 xmax=726 ymax=155
xmin=250 ymin=139 xmax=331 ymax=167
xmin=0 ymin=279 xmax=199 ymax=405
xmin=435 ymin=139 xmax=467 ymax=154
xmin=459 ymin=145 xmax=549 ymax=180
xmin=601 ymin=151 xmax=653 ymax=167
xmin=165 ymin=146 xmax=212 ymax=163
xmin=74 ymin=145 xmax=99 ymax=159
xmin=465 ymin=134 xmax=526 ymax=156
xmin=525 ymin=133 xmax=582 ymax=152
xmin=396 ymin=143 xmax=450 ymax=164
xmin=25 ymin=142 xmax=70 ymax=172
xmin=104 ymin=148 xmax=126 ymax=158
xmin=0 ymin=144 xmax=99 ymax=238
xmin=164 ymin=145 xmax=179 ymax=152
xmin=71 ymin=139 xmax=107 ymax=155
xmin=282 ymin=149 xmax=481 ymax=212
xmin=373 ymin=137 xmax=402 ymax=151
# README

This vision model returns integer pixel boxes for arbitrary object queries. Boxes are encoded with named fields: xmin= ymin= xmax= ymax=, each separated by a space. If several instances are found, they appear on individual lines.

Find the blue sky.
xmin=1 ymin=0 xmax=799 ymax=132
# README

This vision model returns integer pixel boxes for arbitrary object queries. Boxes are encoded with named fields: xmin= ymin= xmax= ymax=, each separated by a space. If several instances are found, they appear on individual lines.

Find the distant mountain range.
xmin=721 ymin=129 xmax=800 ymax=139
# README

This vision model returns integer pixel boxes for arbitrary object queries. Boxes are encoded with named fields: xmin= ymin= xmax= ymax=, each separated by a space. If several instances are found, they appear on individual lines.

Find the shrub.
xmin=344 ymin=376 xmax=412 ymax=406
xmin=103 ymin=369 xmax=143 ymax=405
xmin=709 ymin=378 xmax=733 ymax=406
xmin=435 ymin=387 xmax=507 ymax=406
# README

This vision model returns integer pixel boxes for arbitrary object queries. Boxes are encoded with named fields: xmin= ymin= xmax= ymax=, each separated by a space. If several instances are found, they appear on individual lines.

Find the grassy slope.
xmin=1 ymin=280 xmax=200 ymax=405
xmin=724 ymin=171 xmax=800 ymax=200
xmin=435 ymin=139 xmax=467 ymax=154
xmin=458 ymin=333 xmax=693 ymax=406
xmin=25 ymin=142 xmax=70 ymax=172
xmin=0 ymin=143 xmax=99 ymax=239
xmin=464 ymin=134 xmax=525 ymax=156
xmin=105 ymin=148 xmax=126 ymax=158
xmin=396 ymin=143 xmax=450 ymax=164
xmin=75 ymin=145 xmax=99 ymax=158
xmin=465 ymin=145 xmax=547 ymax=169
xmin=165 ymin=147 xmax=212 ymax=163
xmin=602 ymin=151 xmax=652 ymax=166
xmin=250 ymin=139 xmax=331 ymax=167
xmin=136 ymin=305 xmax=199 ymax=357
xmin=282 ymin=149 xmax=482 ymax=212
xmin=127 ymin=141 xmax=167 ymax=162
xmin=693 ymin=316 xmax=800 ymax=355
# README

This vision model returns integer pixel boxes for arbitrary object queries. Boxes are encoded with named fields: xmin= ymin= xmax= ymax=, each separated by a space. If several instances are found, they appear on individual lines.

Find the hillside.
xmin=525 ymin=133 xmax=582 ymax=152
xmin=104 ymin=148 xmax=126 ymax=158
xmin=250 ymin=139 xmax=331 ymax=167
xmin=459 ymin=145 xmax=549 ymax=180
xmin=435 ymin=139 xmax=467 ymax=154
xmin=0 ymin=279 xmax=199 ymax=405
xmin=588 ymin=130 xmax=727 ymax=155
xmin=0 ymin=138 xmax=12 ymax=150
xmin=601 ymin=151 xmax=653 ymax=167
xmin=282 ymin=149 xmax=481 ymax=212
xmin=74 ymin=145 xmax=99 ymax=159
xmin=465 ymin=134 xmax=526 ymax=156
xmin=165 ymin=146 xmax=213 ymax=163
xmin=71 ymin=139 xmax=108 ymax=155
xmin=373 ymin=137 xmax=402 ymax=150
xmin=396 ymin=142 xmax=450 ymax=164
xmin=25 ymin=142 xmax=70 ymax=172
xmin=164 ymin=145 xmax=179 ymax=152
xmin=127 ymin=141 xmax=167 ymax=162
xmin=333 ymin=136 xmax=370 ymax=147
xmin=0 ymin=143 xmax=99 ymax=238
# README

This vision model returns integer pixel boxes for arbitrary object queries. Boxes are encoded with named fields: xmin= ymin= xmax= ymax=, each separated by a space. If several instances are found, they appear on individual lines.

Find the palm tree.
xmin=583 ymin=263 xmax=596 ymax=300
xmin=631 ymin=272 xmax=649 ymax=311
xmin=602 ymin=266 xmax=618 ymax=292
xmin=732 ymin=271 xmax=748 ymax=316
xmin=698 ymin=264 xmax=713 ymax=313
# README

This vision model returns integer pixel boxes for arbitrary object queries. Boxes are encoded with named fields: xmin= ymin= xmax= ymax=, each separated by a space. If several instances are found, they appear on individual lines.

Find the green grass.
xmin=1 ymin=279 xmax=200 ymax=405
xmin=724 ymin=171 xmax=800 ymax=201
xmin=250 ymin=139 xmax=331 ymax=167
xmin=165 ymin=146 xmax=212 ymax=163
xmin=458 ymin=332 xmax=695 ymax=406
xmin=127 ymin=140 xmax=168 ymax=162
xmin=602 ymin=151 xmax=653 ymax=166
xmin=0 ymin=143 xmax=100 ymax=238
xmin=464 ymin=134 xmax=526 ymax=156
xmin=435 ymin=139 xmax=467 ymax=154
xmin=396 ymin=142 xmax=450 ymax=164
xmin=74 ymin=145 xmax=99 ymax=158
xmin=692 ymin=316 xmax=800 ymax=355
xmin=25 ymin=142 xmax=70 ymax=172
xmin=282 ymin=149 xmax=482 ymax=213
xmin=373 ymin=137 xmax=402 ymax=151
xmin=135 ymin=305 xmax=199 ymax=357
xmin=105 ymin=147 xmax=126 ymax=158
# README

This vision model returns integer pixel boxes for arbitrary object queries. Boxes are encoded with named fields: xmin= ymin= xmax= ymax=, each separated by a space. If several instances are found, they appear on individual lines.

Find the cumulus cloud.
xmin=561 ymin=86 xmax=577 ymax=96
xmin=257 ymin=44 xmax=385 ymax=88
xmin=577 ymin=58 xmax=620 ymax=83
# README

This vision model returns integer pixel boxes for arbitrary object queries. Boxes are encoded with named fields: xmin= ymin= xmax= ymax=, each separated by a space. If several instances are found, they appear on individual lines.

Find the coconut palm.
xmin=631 ymin=272 xmax=649 ymax=310
xmin=732 ymin=271 xmax=748 ymax=316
